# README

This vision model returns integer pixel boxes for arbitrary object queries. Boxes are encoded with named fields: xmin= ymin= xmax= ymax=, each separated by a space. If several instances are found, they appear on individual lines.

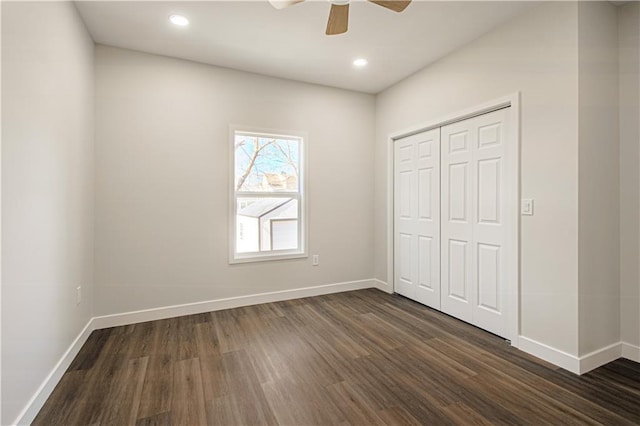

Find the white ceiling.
xmin=75 ymin=1 xmax=536 ymax=94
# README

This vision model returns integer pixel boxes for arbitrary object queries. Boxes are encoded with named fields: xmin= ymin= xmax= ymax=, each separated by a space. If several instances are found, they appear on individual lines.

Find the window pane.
xmin=236 ymin=197 xmax=298 ymax=253
xmin=271 ymin=219 xmax=298 ymax=250
xmin=234 ymin=134 xmax=300 ymax=192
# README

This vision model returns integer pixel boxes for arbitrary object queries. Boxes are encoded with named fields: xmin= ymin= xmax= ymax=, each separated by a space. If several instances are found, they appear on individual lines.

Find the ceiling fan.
xmin=268 ymin=0 xmax=412 ymax=35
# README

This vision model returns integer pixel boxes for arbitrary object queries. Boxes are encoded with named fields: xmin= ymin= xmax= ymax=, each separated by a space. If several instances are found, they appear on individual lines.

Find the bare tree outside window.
xmin=235 ymin=135 xmax=300 ymax=192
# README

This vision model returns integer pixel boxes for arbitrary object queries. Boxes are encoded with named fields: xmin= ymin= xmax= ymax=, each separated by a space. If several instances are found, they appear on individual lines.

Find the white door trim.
xmin=386 ymin=93 xmax=521 ymax=346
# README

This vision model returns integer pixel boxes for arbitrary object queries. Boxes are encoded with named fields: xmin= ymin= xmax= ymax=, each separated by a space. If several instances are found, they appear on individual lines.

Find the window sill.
xmin=229 ymin=251 xmax=308 ymax=265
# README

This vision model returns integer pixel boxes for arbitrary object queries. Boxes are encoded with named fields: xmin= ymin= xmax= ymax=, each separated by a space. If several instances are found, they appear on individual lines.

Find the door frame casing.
xmin=386 ymin=93 xmax=521 ymax=347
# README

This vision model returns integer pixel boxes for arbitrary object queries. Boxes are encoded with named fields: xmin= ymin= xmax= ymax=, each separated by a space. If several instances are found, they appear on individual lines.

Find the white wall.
xmin=94 ymin=45 xmax=375 ymax=315
xmin=619 ymin=2 xmax=640 ymax=349
xmin=577 ymin=1 xmax=620 ymax=356
xmin=375 ymin=2 xmax=581 ymax=355
xmin=1 ymin=2 xmax=94 ymax=424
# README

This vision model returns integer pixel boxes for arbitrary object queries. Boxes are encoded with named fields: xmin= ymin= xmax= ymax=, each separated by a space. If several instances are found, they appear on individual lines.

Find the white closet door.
xmin=441 ymin=108 xmax=508 ymax=337
xmin=440 ymin=120 xmax=473 ymax=323
xmin=394 ymin=128 xmax=441 ymax=309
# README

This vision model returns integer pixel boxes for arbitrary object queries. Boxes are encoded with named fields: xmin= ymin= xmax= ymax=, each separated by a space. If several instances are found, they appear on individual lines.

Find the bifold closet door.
xmin=394 ymin=128 xmax=441 ymax=309
xmin=440 ymin=108 xmax=509 ymax=338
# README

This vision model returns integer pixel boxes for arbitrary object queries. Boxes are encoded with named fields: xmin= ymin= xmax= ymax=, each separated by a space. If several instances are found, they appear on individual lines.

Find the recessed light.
xmin=353 ymin=58 xmax=368 ymax=67
xmin=169 ymin=14 xmax=189 ymax=26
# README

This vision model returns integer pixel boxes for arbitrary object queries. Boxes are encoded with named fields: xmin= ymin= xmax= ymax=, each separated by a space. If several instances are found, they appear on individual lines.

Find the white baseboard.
xmin=622 ymin=342 xmax=640 ymax=362
xmin=579 ymin=342 xmax=622 ymax=374
xmin=92 ymin=279 xmax=377 ymax=329
xmin=518 ymin=336 xmax=580 ymax=374
xmin=519 ymin=337 xmax=640 ymax=375
xmin=14 ymin=319 xmax=95 ymax=426
xmin=374 ymin=279 xmax=393 ymax=294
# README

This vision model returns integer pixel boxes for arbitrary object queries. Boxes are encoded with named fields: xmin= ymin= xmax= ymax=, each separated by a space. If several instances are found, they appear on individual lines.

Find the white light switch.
xmin=521 ymin=199 xmax=534 ymax=216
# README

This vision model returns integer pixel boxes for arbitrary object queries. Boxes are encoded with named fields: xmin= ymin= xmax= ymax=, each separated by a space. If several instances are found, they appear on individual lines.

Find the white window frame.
xmin=229 ymin=125 xmax=308 ymax=264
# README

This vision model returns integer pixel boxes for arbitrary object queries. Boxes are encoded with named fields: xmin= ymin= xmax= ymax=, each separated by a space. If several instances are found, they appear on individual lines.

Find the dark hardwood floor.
xmin=34 ymin=289 xmax=640 ymax=425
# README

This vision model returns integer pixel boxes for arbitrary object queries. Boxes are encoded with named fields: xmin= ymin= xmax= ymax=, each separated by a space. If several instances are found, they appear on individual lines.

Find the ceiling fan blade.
xmin=268 ymin=0 xmax=305 ymax=10
xmin=368 ymin=0 xmax=411 ymax=12
xmin=326 ymin=3 xmax=349 ymax=35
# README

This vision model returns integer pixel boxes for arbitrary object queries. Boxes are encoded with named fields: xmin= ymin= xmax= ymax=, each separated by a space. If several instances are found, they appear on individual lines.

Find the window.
xmin=230 ymin=127 xmax=307 ymax=263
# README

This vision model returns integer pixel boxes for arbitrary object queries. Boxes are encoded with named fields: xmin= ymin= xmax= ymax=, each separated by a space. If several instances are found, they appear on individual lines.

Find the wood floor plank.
xmin=194 ymin=320 xmax=220 ymax=357
xmin=290 ymin=302 xmax=370 ymax=359
xmin=175 ymin=316 xmax=200 ymax=361
xmin=376 ymin=405 xmax=423 ymax=426
xmin=245 ymin=318 xmax=305 ymax=385
xmin=136 ymin=354 xmax=173 ymax=420
xmin=206 ymin=394 xmax=237 ymax=425
xmin=340 ymin=355 xmax=403 ymax=409
xmin=98 ymin=356 xmax=149 ymax=426
xmin=325 ymin=380 xmax=387 ymax=426
xmin=214 ymin=349 xmax=278 ymax=425
xmin=212 ymin=309 xmax=249 ymax=354
xmin=136 ymin=411 xmax=172 ymax=426
xmin=67 ymin=328 xmax=113 ymax=372
xmin=171 ymin=358 xmax=207 ymax=425
xmin=34 ymin=289 xmax=640 ymax=425
xmin=442 ymin=402 xmax=494 ymax=426
xmin=195 ymin=321 xmax=228 ymax=403
xmin=127 ymin=322 xmax=157 ymax=359
xmin=261 ymin=377 xmax=346 ymax=425
xmin=199 ymin=354 xmax=228 ymax=403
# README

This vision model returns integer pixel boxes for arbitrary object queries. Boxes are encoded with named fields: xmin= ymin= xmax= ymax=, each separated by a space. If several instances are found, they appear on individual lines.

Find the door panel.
xmin=394 ymin=137 xmax=415 ymax=298
xmin=418 ymin=168 xmax=433 ymax=219
xmin=394 ymin=128 xmax=441 ymax=309
xmin=471 ymin=109 xmax=508 ymax=337
xmin=441 ymin=108 xmax=508 ymax=337
xmin=477 ymin=158 xmax=501 ymax=224
xmin=418 ymin=236 xmax=433 ymax=290
xmin=399 ymin=171 xmax=413 ymax=219
xmin=448 ymin=239 xmax=468 ymax=301
xmin=441 ymin=121 xmax=473 ymax=323
xmin=449 ymin=130 xmax=469 ymax=153
xmin=477 ymin=243 xmax=500 ymax=313
xmin=449 ymin=163 xmax=469 ymax=222
xmin=397 ymin=232 xmax=413 ymax=296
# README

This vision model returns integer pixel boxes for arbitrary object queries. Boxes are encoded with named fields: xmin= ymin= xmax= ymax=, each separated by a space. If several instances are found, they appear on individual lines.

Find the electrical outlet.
xmin=312 ymin=255 xmax=319 ymax=266
xmin=76 ymin=286 xmax=82 ymax=305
